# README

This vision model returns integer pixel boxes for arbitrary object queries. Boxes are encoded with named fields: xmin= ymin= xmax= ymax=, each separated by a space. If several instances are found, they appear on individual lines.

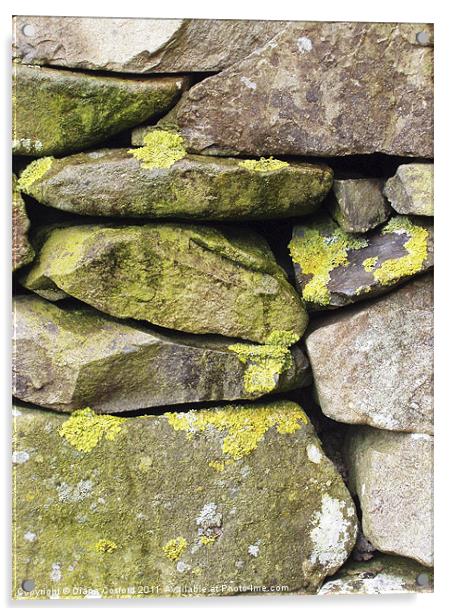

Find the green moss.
xmin=165 ymin=402 xmax=308 ymax=465
xmin=18 ymin=157 xmax=54 ymax=192
xmin=59 ymin=407 xmax=126 ymax=453
xmin=128 ymin=130 xmax=186 ymax=169
xmin=288 ymin=221 xmax=368 ymax=306
xmin=162 ymin=536 xmax=187 ymax=561
xmin=373 ymin=216 xmax=429 ymax=286
xmin=238 ymin=157 xmax=289 ymax=172
xmin=362 ymin=256 xmax=378 ymax=272
xmin=229 ymin=330 xmax=300 ymax=394
xmin=95 ymin=539 xmax=118 ymax=553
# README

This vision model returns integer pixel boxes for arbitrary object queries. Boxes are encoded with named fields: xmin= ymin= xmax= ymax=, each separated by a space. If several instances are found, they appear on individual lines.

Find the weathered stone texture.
xmin=305 ymin=275 xmax=433 ymax=433
xmin=384 ymin=163 xmax=434 ymax=216
xmin=12 ymin=174 xmax=34 ymax=271
xmin=345 ymin=426 xmax=433 ymax=567
xmin=12 ymin=401 xmax=357 ymax=597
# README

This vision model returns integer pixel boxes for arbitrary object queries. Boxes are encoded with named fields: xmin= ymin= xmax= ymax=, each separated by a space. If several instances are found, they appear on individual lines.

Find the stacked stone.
xmin=12 ymin=17 xmax=433 ymax=599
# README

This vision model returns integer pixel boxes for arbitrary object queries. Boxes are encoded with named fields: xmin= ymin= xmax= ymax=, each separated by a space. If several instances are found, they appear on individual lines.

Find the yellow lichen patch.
xmin=288 ymin=222 xmax=368 ymax=306
xmin=166 ymin=403 xmax=308 ymax=464
xmin=18 ymin=156 xmax=54 ymax=192
xmin=363 ymin=256 xmax=378 ymax=272
xmin=200 ymin=535 xmax=216 ymax=546
xmin=95 ymin=539 xmax=118 ymax=554
xmin=229 ymin=330 xmax=299 ymax=395
xmin=59 ymin=407 xmax=126 ymax=453
xmin=238 ymin=156 xmax=289 ymax=172
xmin=208 ymin=460 xmax=226 ymax=472
xmin=372 ymin=216 xmax=429 ymax=286
xmin=128 ymin=130 xmax=186 ymax=169
xmin=162 ymin=536 xmax=188 ymax=561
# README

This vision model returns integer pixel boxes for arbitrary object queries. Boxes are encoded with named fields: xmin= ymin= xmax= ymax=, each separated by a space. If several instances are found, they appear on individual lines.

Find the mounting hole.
xmin=21 ymin=579 xmax=35 ymax=592
xmin=416 ymin=572 xmax=430 ymax=587
xmin=416 ymin=31 xmax=430 ymax=45
xmin=22 ymin=24 xmax=35 ymax=37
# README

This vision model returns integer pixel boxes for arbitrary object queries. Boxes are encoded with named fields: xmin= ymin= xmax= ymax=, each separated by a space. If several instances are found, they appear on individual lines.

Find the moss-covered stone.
xmin=384 ymin=163 xmax=434 ymax=217
xmin=21 ymin=223 xmax=308 ymax=343
xmin=12 ymin=400 xmax=357 ymax=598
xmin=13 ymin=295 xmax=310 ymax=412
xmin=12 ymin=174 xmax=34 ymax=271
xmin=17 ymin=146 xmax=332 ymax=220
xmin=12 ymin=64 xmax=188 ymax=156
xmin=289 ymin=214 xmax=433 ymax=311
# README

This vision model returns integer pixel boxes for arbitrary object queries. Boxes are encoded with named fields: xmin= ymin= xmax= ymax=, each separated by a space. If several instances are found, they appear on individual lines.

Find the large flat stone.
xmin=21 ymin=223 xmax=307 ymax=343
xmin=172 ymin=22 xmax=433 ymax=157
xmin=13 ymin=64 xmax=188 ymax=156
xmin=12 ymin=401 xmax=357 ymax=598
xmin=12 ymin=174 xmax=34 ymax=271
xmin=345 ymin=426 xmax=433 ymax=567
xmin=13 ymin=295 xmax=310 ymax=413
xmin=17 ymin=145 xmax=332 ymax=220
xmin=13 ymin=17 xmax=288 ymax=73
xmin=305 ymin=275 xmax=433 ymax=433
xmin=289 ymin=214 xmax=433 ymax=311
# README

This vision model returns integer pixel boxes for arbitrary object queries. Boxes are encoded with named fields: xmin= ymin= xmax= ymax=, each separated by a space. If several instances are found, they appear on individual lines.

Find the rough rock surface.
xmin=305 ymin=275 xmax=433 ymax=433
xmin=13 ymin=64 xmax=188 ymax=156
xmin=171 ymin=22 xmax=433 ymax=157
xmin=13 ymin=17 xmax=288 ymax=73
xmin=12 ymin=174 xmax=34 ymax=271
xmin=18 ymin=146 xmax=333 ymax=220
xmin=13 ymin=295 xmax=310 ymax=413
xmin=345 ymin=426 xmax=433 ymax=567
xmin=289 ymin=214 xmax=433 ymax=311
xmin=327 ymin=178 xmax=391 ymax=233
xmin=319 ymin=555 xmax=433 ymax=594
xmin=21 ymin=223 xmax=307 ymax=343
xmin=384 ymin=163 xmax=434 ymax=216
xmin=12 ymin=401 xmax=357 ymax=597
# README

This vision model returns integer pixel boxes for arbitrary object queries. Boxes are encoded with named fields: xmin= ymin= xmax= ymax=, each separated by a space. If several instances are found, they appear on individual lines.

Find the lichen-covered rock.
xmin=289 ymin=214 xmax=433 ymax=311
xmin=319 ymin=555 xmax=433 ymax=594
xmin=12 ymin=401 xmax=357 ymax=598
xmin=327 ymin=178 xmax=391 ymax=233
xmin=345 ymin=426 xmax=433 ymax=567
xmin=12 ymin=64 xmax=188 ymax=156
xmin=12 ymin=174 xmax=34 ymax=271
xmin=13 ymin=295 xmax=310 ymax=413
xmin=17 ymin=143 xmax=333 ymax=220
xmin=13 ymin=17 xmax=288 ymax=73
xmin=171 ymin=22 xmax=433 ymax=157
xmin=384 ymin=163 xmax=434 ymax=216
xmin=21 ymin=223 xmax=307 ymax=343
xmin=305 ymin=275 xmax=433 ymax=433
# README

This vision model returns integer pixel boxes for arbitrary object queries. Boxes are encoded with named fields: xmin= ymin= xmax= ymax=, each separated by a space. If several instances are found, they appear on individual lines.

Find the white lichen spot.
xmin=307 ymin=443 xmax=322 ymax=464
xmin=57 ymin=479 xmax=93 ymax=503
xmin=240 ymin=76 xmax=257 ymax=90
xmin=24 ymin=531 xmax=37 ymax=542
xmin=297 ymin=36 xmax=313 ymax=53
xmin=235 ymin=560 xmax=244 ymax=569
xmin=248 ymin=542 xmax=260 ymax=557
xmin=50 ymin=563 xmax=62 ymax=582
xmin=176 ymin=561 xmax=190 ymax=573
xmin=309 ymin=495 xmax=354 ymax=568
xmin=196 ymin=503 xmax=222 ymax=530
xmin=12 ymin=451 xmax=29 ymax=464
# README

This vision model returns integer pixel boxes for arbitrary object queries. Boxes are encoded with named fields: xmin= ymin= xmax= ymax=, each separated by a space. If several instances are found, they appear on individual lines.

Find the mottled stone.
xmin=13 ymin=17 xmax=288 ymax=73
xmin=13 ymin=295 xmax=310 ymax=413
xmin=18 ymin=146 xmax=332 ymax=220
xmin=384 ymin=163 xmax=434 ymax=216
xmin=327 ymin=178 xmax=391 ymax=233
xmin=12 ymin=64 xmax=188 ymax=156
xmin=319 ymin=555 xmax=433 ymax=594
xmin=289 ymin=214 xmax=433 ymax=311
xmin=305 ymin=275 xmax=433 ymax=433
xmin=345 ymin=426 xmax=433 ymax=567
xmin=21 ymin=223 xmax=307 ymax=343
xmin=12 ymin=174 xmax=34 ymax=271
xmin=12 ymin=401 xmax=357 ymax=598
xmin=171 ymin=22 xmax=433 ymax=157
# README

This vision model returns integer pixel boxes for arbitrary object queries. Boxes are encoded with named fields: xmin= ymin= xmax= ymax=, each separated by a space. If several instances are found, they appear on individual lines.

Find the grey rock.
xmin=13 ymin=16 xmax=288 ymax=73
xmin=305 ymin=275 xmax=433 ymax=433
xmin=345 ymin=426 xmax=433 ymax=567
xmin=384 ymin=163 xmax=434 ymax=216
xmin=12 ymin=174 xmax=34 ymax=271
xmin=13 ymin=295 xmax=310 ymax=413
xmin=328 ymin=178 xmax=392 ymax=233
xmin=172 ymin=22 xmax=433 ymax=157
